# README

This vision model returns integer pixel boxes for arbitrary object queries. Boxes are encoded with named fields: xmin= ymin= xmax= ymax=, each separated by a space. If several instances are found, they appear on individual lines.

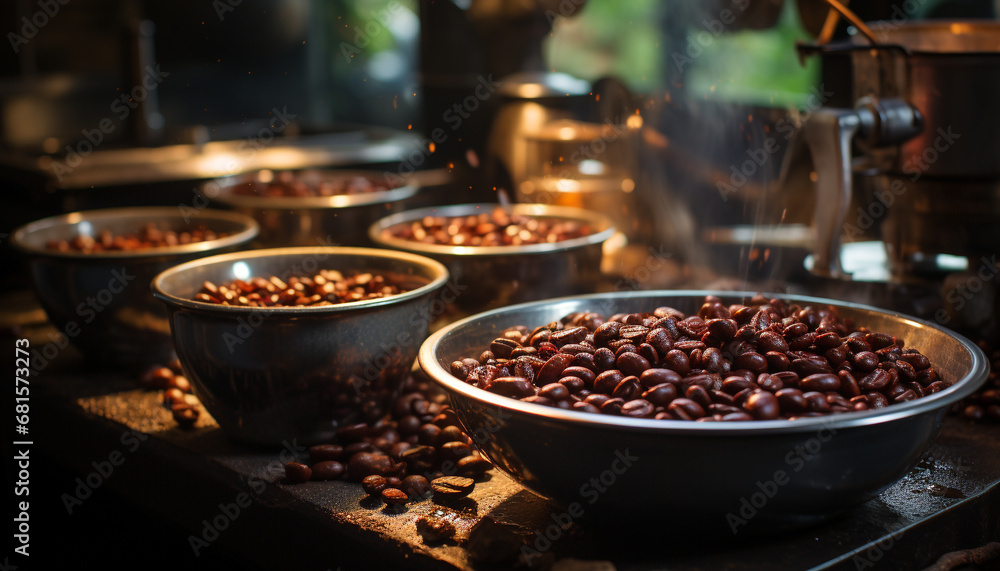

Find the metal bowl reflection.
xmin=205 ymin=169 xmax=420 ymax=247
xmin=152 ymin=247 xmax=449 ymax=445
xmin=369 ymin=203 xmax=616 ymax=312
xmin=418 ymin=291 xmax=988 ymax=535
xmin=11 ymin=207 xmax=259 ymax=367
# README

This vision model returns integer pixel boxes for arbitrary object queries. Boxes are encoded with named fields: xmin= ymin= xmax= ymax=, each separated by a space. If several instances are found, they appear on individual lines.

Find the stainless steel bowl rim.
xmin=204 ymin=169 xmax=419 ymax=210
xmin=419 ymin=289 xmax=988 ymax=435
xmin=152 ymin=246 xmax=450 ymax=316
xmin=11 ymin=207 xmax=260 ymax=259
xmin=368 ymin=203 xmax=617 ymax=257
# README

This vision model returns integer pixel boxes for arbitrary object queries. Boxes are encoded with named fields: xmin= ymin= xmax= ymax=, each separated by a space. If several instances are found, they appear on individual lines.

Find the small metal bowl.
xmin=11 ymin=207 xmax=259 ymax=367
xmin=152 ymin=247 xmax=449 ymax=445
xmin=369 ymin=203 xmax=616 ymax=312
xmin=204 ymin=169 xmax=420 ymax=247
xmin=419 ymin=291 xmax=988 ymax=535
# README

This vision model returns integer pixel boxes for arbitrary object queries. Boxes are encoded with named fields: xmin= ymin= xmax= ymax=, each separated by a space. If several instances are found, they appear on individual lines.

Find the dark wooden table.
xmin=17 ymin=343 xmax=1000 ymax=571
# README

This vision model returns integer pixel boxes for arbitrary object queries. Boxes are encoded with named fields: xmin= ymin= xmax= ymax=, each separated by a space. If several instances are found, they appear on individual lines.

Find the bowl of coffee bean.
xmin=418 ymin=291 xmax=988 ymax=535
xmin=11 ymin=207 xmax=259 ymax=366
xmin=204 ymin=169 xmax=420 ymax=247
xmin=369 ymin=203 xmax=616 ymax=312
xmin=152 ymin=247 xmax=449 ymax=445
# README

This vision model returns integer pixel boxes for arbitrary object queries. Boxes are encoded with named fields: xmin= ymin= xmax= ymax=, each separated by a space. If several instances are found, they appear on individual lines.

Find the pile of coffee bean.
xmin=46 ymin=224 xmax=229 ymax=253
xmin=194 ymin=270 xmax=423 ymax=307
xmin=233 ymin=170 xmax=397 ymax=198
xmin=382 ymin=207 xmax=593 ymax=247
xmin=451 ymin=294 xmax=945 ymax=421
xmin=139 ymin=360 xmax=202 ymax=427
xmin=282 ymin=375 xmax=491 ymax=510
xmin=951 ymin=340 xmax=1000 ymax=421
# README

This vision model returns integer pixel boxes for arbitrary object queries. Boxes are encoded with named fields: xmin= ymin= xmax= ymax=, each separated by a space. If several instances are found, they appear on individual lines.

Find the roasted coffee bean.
xmin=765 ymin=351 xmax=791 ymax=371
xmin=337 ymin=422 xmax=371 ymax=443
xmin=489 ymin=338 xmax=520 ymax=359
xmin=641 ymin=383 xmax=678 ymax=407
xmin=457 ymin=455 xmax=493 ymax=477
xmin=744 ymin=390 xmax=780 ymax=420
xmin=756 ymin=330 xmax=788 ymax=353
xmin=734 ymin=352 xmax=767 ymax=375
xmin=799 ymin=374 xmax=841 ymax=393
xmin=432 ymin=476 xmax=475 ymax=499
xmin=859 ymin=369 xmax=891 ymax=391
xmin=382 ymin=487 xmax=410 ymax=505
xmin=345 ymin=441 xmax=374 ymax=457
xmin=347 ymin=452 xmax=395 ymax=480
xmin=362 ymin=474 xmax=389 ymax=496
xmin=756 ymin=374 xmax=784 ymax=393
xmin=284 ymin=462 xmax=312 ymax=484
xmin=486 ymin=377 xmax=536 ymax=398
xmin=311 ymin=461 xmax=345 ymax=481
xmin=573 ymin=401 xmax=602 ymax=414
xmin=722 ymin=375 xmax=755 ymax=394
xmin=309 ymin=444 xmax=344 ymax=463
xmin=539 ymin=383 xmax=570 ymax=401
xmin=600 ymin=397 xmax=625 ymax=415
xmin=593 ymin=369 xmax=625 ymax=394
xmin=612 ymin=376 xmax=642 ymax=401
xmin=661 ymin=349 xmax=692 ymax=376
xmin=401 ymin=475 xmax=433 ymax=500
xmin=621 ymin=399 xmax=655 ymax=417
xmin=685 ymin=385 xmax=712 ymax=409
xmin=668 ymin=398 xmax=705 ymax=420
xmin=551 ymin=326 xmax=588 ymax=347
xmin=639 ymin=368 xmax=681 ymax=388
xmin=775 ymin=388 xmax=808 ymax=413
xmin=536 ymin=353 xmax=576 ymax=385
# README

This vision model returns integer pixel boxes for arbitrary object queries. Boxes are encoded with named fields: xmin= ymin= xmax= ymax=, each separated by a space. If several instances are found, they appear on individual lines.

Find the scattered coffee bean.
xmin=284 ymin=462 xmax=312 ymax=484
xmin=431 ymin=476 xmax=475 ymax=499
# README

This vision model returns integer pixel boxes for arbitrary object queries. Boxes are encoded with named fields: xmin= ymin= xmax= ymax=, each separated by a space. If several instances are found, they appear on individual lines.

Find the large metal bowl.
xmin=152 ymin=247 xmax=449 ymax=445
xmin=204 ymin=169 xmax=420 ymax=247
xmin=418 ymin=291 xmax=988 ymax=536
xmin=369 ymin=203 xmax=616 ymax=312
xmin=11 ymin=207 xmax=259 ymax=367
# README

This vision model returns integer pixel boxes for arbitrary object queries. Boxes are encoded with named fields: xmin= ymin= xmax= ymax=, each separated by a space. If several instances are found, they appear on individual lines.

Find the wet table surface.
xmin=22 ymin=346 xmax=1000 ymax=571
